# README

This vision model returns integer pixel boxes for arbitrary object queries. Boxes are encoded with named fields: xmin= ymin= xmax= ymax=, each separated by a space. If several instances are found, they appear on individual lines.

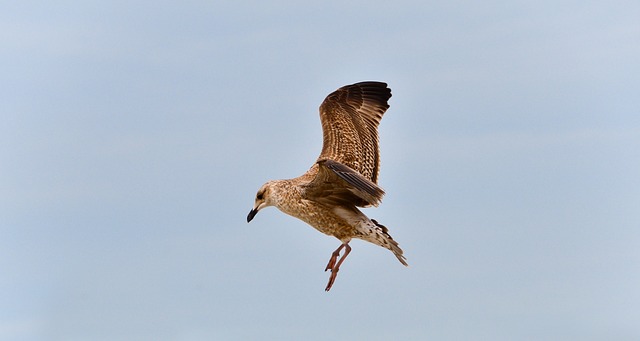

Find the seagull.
xmin=247 ymin=81 xmax=407 ymax=291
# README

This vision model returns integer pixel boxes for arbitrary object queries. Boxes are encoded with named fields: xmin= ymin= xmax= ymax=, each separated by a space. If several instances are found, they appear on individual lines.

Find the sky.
xmin=2 ymin=1 xmax=639 ymax=340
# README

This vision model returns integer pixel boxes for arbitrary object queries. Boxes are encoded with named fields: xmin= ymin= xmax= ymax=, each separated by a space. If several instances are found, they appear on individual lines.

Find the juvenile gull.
xmin=247 ymin=81 xmax=408 ymax=291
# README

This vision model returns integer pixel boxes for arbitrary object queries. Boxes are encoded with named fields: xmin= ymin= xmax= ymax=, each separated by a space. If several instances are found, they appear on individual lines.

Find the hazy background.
xmin=2 ymin=1 xmax=639 ymax=340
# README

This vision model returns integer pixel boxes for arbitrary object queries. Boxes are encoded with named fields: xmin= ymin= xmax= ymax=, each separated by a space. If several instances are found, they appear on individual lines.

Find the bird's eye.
xmin=257 ymin=192 xmax=264 ymax=200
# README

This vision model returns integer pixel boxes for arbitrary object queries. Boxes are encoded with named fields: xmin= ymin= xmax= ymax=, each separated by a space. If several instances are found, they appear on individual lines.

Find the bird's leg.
xmin=324 ymin=242 xmax=351 ymax=291
xmin=325 ymin=243 xmax=345 ymax=271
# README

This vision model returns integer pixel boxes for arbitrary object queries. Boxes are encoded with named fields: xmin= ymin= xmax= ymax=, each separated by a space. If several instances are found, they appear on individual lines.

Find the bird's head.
xmin=247 ymin=181 xmax=278 ymax=223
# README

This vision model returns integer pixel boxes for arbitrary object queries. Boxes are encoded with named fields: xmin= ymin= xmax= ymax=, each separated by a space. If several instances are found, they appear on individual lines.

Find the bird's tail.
xmin=358 ymin=219 xmax=408 ymax=266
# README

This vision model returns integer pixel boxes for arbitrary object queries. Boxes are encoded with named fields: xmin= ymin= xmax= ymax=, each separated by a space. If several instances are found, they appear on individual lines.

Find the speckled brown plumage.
xmin=247 ymin=81 xmax=407 ymax=291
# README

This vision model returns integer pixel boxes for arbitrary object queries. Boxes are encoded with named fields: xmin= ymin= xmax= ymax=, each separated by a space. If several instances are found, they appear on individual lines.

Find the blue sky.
xmin=2 ymin=1 xmax=639 ymax=340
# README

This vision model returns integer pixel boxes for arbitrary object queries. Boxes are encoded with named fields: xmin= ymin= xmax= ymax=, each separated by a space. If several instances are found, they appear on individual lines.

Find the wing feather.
xmin=317 ymin=81 xmax=391 ymax=184
xmin=302 ymin=160 xmax=385 ymax=208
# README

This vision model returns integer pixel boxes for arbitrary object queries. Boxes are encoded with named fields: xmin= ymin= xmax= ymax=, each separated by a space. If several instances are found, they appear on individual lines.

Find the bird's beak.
xmin=247 ymin=208 xmax=258 ymax=223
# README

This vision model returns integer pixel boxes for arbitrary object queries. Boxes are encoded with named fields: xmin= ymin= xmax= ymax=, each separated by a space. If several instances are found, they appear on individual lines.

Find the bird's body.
xmin=248 ymin=81 xmax=407 ymax=291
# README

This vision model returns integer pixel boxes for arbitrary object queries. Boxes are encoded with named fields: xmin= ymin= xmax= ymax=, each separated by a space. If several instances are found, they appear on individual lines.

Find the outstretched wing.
xmin=317 ymin=81 xmax=391 ymax=184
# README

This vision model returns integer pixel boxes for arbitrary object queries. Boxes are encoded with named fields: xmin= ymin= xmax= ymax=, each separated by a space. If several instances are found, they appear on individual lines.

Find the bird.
xmin=247 ymin=81 xmax=407 ymax=291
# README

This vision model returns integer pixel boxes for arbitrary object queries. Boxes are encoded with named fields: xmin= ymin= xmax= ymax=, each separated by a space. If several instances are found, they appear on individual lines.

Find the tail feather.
xmin=360 ymin=219 xmax=408 ymax=266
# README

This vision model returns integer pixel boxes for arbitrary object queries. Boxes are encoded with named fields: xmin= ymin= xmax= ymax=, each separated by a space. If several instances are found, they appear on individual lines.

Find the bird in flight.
xmin=247 ymin=81 xmax=407 ymax=291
